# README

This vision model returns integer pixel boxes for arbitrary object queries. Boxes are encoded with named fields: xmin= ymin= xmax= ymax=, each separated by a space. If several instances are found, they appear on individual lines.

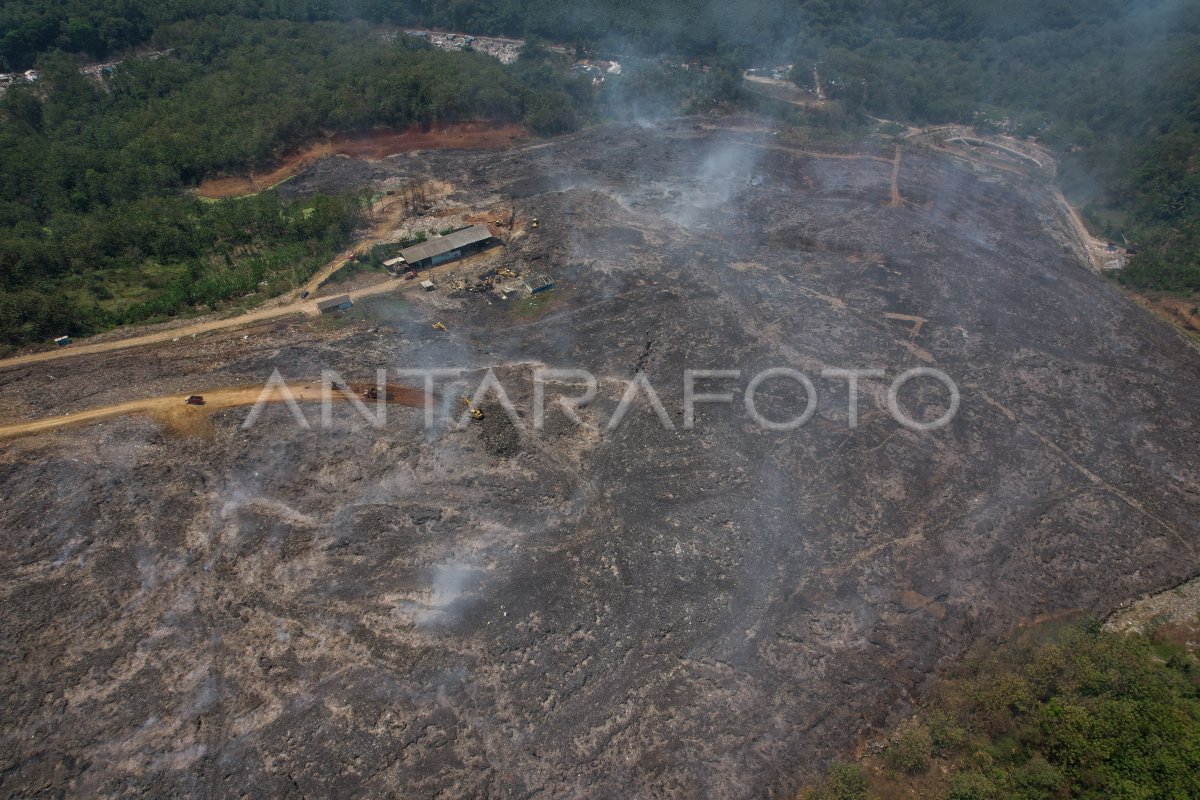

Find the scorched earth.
xmin=1 ymin=117 xmax=1198 ymax=798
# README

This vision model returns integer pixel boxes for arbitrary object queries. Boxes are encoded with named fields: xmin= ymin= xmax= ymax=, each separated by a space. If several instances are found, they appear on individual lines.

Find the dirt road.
xmin=0 ymin=381 xmax=426 ymax=441
xmin=0 ymin=233 xmax=510 ymax=374
xmin=1051 ymin=187 xmax=1109 ymax=273
xmin=0 ymin=277 xmax=416 ymax=372
xmin=888 ymin=145 xmax=903 ymax=206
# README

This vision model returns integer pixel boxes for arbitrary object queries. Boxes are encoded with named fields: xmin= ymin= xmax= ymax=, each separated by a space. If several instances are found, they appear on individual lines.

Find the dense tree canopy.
xmin=0 ymin=19 xmax=586 ymax=347
xmin=0 ymin=0 xmax=1196 ymax=347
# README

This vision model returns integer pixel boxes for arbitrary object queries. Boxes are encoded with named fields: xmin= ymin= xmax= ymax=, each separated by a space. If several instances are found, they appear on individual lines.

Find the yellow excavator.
xmin=432 ymin=321 xmax=448 ymax=332
xmin=461 ymin=396 xmax=484 ymax=420
xmin=496 ymin=268 xmax=518 ymax=278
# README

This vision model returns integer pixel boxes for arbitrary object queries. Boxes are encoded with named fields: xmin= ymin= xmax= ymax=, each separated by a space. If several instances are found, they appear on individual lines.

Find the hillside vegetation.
xmin=0 ymin=18 xmax=585 ymax=349
xmin=805 ymin=621 xmax=1200 ymax=800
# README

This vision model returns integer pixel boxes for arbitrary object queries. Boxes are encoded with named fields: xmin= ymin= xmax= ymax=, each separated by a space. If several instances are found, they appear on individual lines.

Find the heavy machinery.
xmin=530 ymin=217 xmax=539 ymax=230
xmin=497 ymin=268 xmax=518 ymax=278
xmin=432 ymin=322 xmax=448 ymax=332
xmin=461 ymin=396 xmax=484 ymax=420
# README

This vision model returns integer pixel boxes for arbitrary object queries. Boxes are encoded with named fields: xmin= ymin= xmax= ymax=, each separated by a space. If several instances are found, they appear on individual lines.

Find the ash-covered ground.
xmin=2 ymin=118 xmax=1199 ymax=798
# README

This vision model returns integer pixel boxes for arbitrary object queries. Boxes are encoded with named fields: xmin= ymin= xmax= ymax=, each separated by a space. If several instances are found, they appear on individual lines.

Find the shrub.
xmin=1007 ymin=756 xmax=1065 ymax=797
xmin=928 ymin=708 xmax=966 ymax=755
xmin=947 ymin=771 xmax=999 ymax=800
xmin=883 ymin=720 xmax=933 ymax=775
xmin=810 ymin=762 xmax=867 ymax=800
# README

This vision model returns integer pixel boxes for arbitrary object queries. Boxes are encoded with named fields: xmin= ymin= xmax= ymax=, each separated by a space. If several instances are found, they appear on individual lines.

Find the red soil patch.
xmin=331 ymin=122 xmax=525 ymax=158
xmin=1132 ymin=291 xmax=1200 ymax=337
xmin=196 ymin=121 xmax=527 ymax=199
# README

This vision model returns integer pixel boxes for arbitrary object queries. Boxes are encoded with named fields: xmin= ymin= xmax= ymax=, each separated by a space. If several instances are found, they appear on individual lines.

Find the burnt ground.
xmin=1 ymin=117 xmax=1199 ymax=798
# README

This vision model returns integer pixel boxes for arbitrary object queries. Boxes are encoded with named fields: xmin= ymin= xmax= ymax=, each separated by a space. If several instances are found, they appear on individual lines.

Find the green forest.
xmin=0 ymin=17 xmax=586 ymax=349
xmin=0 ymin=0 xmax=1197 ymax=350
xmin=806 ymin=621 xmax=1200 ymax=799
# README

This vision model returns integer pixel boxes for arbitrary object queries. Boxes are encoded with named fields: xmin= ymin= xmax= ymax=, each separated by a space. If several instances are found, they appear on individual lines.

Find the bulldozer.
xmin=461 ymin=396 xmax=484 ymax=420
xmin=432 ymin=321 xmax=448 ymax=332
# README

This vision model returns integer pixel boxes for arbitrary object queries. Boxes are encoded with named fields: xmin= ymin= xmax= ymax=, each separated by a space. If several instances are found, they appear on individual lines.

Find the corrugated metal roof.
xmin=317 ymin=294 xmax=353 ymax=311
xmin=398 ymin=225 xmax=494 ymax=264
xmin=523 ymin=273 xmax=554 ymax=290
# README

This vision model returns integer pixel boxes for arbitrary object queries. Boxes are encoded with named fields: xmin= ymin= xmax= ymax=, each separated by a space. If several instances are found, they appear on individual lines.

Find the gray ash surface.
xmin=1 ymin=117 xmax=1199 ymax=798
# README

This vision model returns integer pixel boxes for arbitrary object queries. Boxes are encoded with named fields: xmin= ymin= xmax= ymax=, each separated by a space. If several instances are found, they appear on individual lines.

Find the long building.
xmin=317 ymin=294 xmax=353 ymax=314
xmin=397 ymin=225 xmax=498 ymax=270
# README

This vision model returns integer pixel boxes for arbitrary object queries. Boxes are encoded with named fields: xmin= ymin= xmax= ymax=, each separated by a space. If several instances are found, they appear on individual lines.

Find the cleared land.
xmin=1 ymin=117 xmax=1198 ymax=798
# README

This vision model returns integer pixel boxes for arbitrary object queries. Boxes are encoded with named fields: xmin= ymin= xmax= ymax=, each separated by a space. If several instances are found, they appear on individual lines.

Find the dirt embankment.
xmin=1107 ymin=573 xmax=1200 ymax=647
xmin=195 ymin=121 xmax=527 ymax=199
xmin=1131 ymin=292 xmax=1200 ymax=338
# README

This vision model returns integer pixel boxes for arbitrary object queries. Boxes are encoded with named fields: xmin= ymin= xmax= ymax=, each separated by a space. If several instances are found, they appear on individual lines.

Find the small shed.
xmin=317 ymin=294 xmax=353 ymax=314
xmin=420 ymin=280 xmax=436 ymax=292
xmin=53 ymin=335 xmax=71 ymax=347
xmin=523 ymin=273 xmax=555 ymax=295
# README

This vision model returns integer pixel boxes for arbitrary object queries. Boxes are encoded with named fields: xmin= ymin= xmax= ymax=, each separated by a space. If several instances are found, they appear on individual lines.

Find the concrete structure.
xmin=397 ymin=225 xmax=498 ymax=270
xmin=317 ymin=295 xmax=353 ymax=314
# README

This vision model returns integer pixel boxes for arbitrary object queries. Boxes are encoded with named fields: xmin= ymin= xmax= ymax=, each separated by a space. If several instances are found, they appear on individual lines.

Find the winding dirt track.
xmin=888 ymin=145 xmax=903 ymax=206
xmin=0 ymin=382 xmax=426 ymax=441
xmin=0 ymin=278 xmax=415 ymax=372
